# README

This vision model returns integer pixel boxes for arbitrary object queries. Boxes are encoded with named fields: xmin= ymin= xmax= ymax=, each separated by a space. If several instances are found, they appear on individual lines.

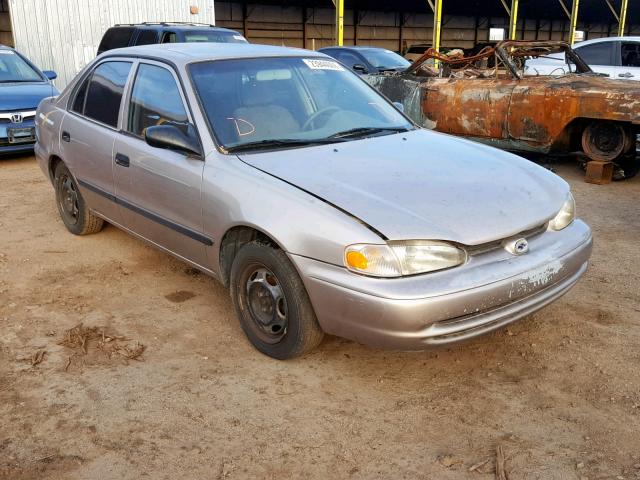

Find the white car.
xmin=525 ymin=36 xmax=640 ymax=80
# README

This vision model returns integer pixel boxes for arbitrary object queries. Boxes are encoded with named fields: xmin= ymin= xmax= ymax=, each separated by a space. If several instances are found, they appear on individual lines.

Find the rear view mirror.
xmin=352 ymin=64 xmax=368 ymax=74
xmin=43 ymin=70 xmax=57 ymax=80
xmin=393 ymin=102 xmax=405 ymax=112
xmin=145 ymin=125 xmax=202 ymax=157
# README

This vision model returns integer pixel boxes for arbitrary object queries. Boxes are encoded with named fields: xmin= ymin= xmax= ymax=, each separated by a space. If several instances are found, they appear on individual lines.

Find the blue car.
xmin=1 ymin=45 xmax=59 ymax=155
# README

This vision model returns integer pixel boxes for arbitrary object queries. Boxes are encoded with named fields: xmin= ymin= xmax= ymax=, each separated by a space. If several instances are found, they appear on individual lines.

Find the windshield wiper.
xmin=225 ymin=137 xmax=345 ymax=153
xmin=328 ymin=126 xmax=410 ymax=139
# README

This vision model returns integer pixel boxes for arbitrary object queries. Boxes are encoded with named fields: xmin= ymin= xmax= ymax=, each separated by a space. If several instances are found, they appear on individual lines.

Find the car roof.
xmin=103 ymin=43 xmax=328 ymax=66
xmin=320 ymin=46 xmax=392 ymax=52
xmin=573 ymin=36 xmax=640 ymax=47
xmin=112 ymin=23 xmax=238 ymax=33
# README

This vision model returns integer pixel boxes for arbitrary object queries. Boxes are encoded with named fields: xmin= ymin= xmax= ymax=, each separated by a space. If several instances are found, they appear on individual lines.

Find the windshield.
xmin=360 ymin=49 xmax=410 ymax=69
xmin=190 ymin=56 xmax=412 ymax=151
xmin=184 ymin=30 xmax=248 ymax=44
xmin=0 ymin=50 xmax=43 ymax=83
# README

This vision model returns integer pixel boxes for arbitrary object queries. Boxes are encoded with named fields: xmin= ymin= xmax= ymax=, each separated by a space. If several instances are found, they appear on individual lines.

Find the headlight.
xmin=549 ymin=193 xmax=575 ymax=231
xmin=345 ymin=241 xmax=467 ymax=277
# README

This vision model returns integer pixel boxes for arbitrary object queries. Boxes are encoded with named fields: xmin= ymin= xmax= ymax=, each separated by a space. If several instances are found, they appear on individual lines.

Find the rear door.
xmin=113 ymin=61 xmax=208 ymax=266
xmin=60 ymin=60 xmax=133 ymax=222
xmin=617 ymin=40 xmax=640 ymax=80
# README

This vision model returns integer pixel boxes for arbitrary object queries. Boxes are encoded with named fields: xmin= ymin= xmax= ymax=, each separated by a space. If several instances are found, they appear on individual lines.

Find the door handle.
xmin=61 ymin=131 xmax=70 ymax=142
xmin=114 ymin=153 xmax=130 ymax=167
xmin=618 ymin=72 xmax=634 ymax=78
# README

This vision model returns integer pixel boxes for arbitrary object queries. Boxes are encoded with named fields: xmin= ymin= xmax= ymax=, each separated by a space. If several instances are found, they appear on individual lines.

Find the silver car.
xmin=35 ymin=43 xmax=593 ymax=359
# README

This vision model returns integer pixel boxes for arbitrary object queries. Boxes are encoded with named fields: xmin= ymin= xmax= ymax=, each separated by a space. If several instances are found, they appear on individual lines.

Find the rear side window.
xmin=98 ymin=27 xmax=134 ymax=53
xmin=135 ymin=29 xmax=158 ymax=46
xmin=83 ymin=61 xmax=132 ymax=127
xmin=127 ymin=63 xmax=189 ymax=137
xmin=621 ymin=42 xmax=640 ymax=67
xmin=575 ymin=42 xmax=614 ymax=66
xmin=71 ymin=75 xmax=90 ymax=113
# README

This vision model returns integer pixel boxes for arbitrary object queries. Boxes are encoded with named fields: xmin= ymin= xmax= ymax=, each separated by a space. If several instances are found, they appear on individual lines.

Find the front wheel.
xmin=229 ymin=241 xmax=324 ymax=359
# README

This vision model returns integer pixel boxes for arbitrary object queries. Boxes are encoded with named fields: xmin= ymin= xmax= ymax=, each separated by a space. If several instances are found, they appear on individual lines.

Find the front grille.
xmin=464 ymin=223 xmax=548 ymax=256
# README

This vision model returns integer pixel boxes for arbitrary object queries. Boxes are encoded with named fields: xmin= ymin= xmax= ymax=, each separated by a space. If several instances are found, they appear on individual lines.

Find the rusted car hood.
xmin=238 ymin=129 xmax=569 ymax=245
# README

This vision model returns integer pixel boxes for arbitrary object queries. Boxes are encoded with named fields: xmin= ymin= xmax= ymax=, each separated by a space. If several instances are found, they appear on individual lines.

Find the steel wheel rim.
xmin=584 ymin=122 xmax=625 ymax=160
xmin=59 ymin=174 xmax=79 ymax=225
xmin=244 ymin=265 xmax=288 ymax=344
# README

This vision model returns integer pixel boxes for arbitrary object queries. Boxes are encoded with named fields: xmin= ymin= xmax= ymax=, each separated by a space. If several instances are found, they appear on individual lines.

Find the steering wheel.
xmin=302 ymin=106 xmax=341 ymax=131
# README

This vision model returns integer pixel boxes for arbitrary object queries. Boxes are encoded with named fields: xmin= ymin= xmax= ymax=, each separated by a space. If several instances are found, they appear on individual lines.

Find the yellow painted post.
xmin=619 ymin=0 xmax=628 ymax=36
xmin=509 ymin=0 xmax=519 ymax=40
xmin=335 ymin=0 xmax=344 ymax=46
xmin=432 ymin=0 xmax=443 ymax=68
xmin=569 ymin=0 xmax=580 ymax=44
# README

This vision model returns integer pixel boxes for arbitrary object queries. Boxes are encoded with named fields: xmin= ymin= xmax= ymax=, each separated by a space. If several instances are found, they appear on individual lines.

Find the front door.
xmin=60 ymin=60 xmax=133 ymax=223
xmin=423 ymin=77 xmax=516 ymax=139
xmin=113 ymin=61 xmax=208 ymax=267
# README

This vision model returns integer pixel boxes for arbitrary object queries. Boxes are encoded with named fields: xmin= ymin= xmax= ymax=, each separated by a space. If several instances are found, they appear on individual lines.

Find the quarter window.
xmin=127 ymin=63 xmax=189 ymax=137
xmin=621 ymin=42 xmax=640 ymax=67
xmin=161 ymin=32 xmax=178 ymax=43
xmin=83 ymin=61 xmax=132 ymax=127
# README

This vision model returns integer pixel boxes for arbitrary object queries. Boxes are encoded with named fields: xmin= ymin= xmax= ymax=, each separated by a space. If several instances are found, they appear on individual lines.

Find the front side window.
xmin=190 ymin=56 xmax=412 ymax=150
xmin=127 ymin=63 xmax=189 ymax=137
xmin=575 ymin=42 xmax=614 ymax=66
xmin=0 ymin=50 xmax=43 ymax=82
xmin=82 ymin=61 xmax=132 ymax=127
xmin=333 ymin=51 xmax=364 ymax=69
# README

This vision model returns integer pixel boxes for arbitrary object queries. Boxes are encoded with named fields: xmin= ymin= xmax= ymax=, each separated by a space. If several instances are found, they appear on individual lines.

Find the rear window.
xmin=82 ymin=61 xmax=132 ymax=127
xmin=183 ymin=30 xmax=248 ymax=44
xmin=97 ymin=27 xmax=134 ymax=53
xmin=134 ymin=29 xmax=158 ymax=46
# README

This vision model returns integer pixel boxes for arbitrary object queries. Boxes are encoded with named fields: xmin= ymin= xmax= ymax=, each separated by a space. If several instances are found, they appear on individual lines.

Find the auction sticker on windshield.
xmin=303 ymin=59 xmax=344 ymax=70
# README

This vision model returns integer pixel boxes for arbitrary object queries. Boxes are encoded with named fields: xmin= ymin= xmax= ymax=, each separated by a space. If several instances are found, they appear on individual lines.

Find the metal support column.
xmin=509 ymin=0 xmax=519 ymax=40
xmin=619 ymin=0 xmax=629 ymax=36
xmin=334 ymin=0 xmax=344 ymax=46
xmin=427 ymin=0 xmax=443 ymax=53
xmin=569 ymin=0 xmax=580 ymax=44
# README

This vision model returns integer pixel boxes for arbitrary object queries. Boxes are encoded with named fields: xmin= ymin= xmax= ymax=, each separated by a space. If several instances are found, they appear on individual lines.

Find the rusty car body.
xmin=366 ymin=40 xmax=640 ymax=163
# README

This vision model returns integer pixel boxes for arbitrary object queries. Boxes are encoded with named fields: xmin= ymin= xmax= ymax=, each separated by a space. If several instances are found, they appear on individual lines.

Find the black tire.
xmin=229 ymin=241 xmax=324 ymax=359
xmin=53 ymin=162 xmax=104 ymax=235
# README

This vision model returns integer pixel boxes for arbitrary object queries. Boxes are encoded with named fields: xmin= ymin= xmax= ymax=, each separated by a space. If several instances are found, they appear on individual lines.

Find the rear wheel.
xmin=229 ymin=241 xmax=324 ymax=359
xmin=581 ymin=121 xmax=628 ymax=162
xmin=53 ymin=162 xmax=104 ymax=235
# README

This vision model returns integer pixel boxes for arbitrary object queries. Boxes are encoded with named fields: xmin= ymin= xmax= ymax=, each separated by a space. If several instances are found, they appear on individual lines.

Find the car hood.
xmin=237 ymin=129 xmax=569 ymax=245
xmin=0 ymin=82 xmax=57 ymax=111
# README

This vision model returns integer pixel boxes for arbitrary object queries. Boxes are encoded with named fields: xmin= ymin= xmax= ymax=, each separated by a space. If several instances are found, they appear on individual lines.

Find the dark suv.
xmin=97 ymin=22 xmax=248 ymax=55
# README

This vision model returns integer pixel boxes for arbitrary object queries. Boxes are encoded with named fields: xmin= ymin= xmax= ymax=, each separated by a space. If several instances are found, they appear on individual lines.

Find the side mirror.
xmin=43 ymin=70 xmax=57 ymax=80
xmin=145 ymin=125 xmax=202 ymax=157
xmin=352 ymin=64 xmax=368 ymax=74
xmin=393 ymin=102 xmax=405 ymax=112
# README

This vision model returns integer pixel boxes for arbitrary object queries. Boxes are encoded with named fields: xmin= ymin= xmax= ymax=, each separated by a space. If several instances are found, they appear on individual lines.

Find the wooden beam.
xmin=499 ymin=0 xmax=511 ymax=16
xmin=557 ymin=0 xmax=571 ymax=19
xmin=603 ymin=0 xmax=620 ymax=22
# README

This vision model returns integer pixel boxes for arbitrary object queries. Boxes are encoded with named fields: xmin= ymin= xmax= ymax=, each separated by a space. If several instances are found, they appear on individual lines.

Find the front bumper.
xmin=292 ymin=219 xmax=592 ymax=350
xmin=0 ymin=118 xmax=36 ymax=155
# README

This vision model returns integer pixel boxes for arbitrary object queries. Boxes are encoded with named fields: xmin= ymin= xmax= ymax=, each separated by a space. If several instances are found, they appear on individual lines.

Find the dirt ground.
xmin=1 ymin=154 xmax=639 ymax=480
